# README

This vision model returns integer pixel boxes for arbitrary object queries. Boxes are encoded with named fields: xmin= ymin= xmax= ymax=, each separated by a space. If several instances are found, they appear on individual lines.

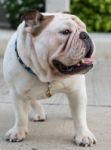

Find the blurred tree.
xmin=71 ymin=0 xmax=111 ymax=32
xmin=1 ymin=0 xmax=45 ymax=29
xmin=1 ymin=0 xmax=111 ymax=31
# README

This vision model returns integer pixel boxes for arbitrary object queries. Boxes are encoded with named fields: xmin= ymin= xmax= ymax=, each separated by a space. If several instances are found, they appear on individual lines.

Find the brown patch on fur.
xmin=31 ymin=15 xmax=54 ymax=37
xmin=21 ymin=10 xmax=42 ymax=22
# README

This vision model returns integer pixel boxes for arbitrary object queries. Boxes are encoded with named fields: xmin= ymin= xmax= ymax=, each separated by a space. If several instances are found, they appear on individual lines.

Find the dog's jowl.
xmin=3 ymin=10 xmax=96 ymax=146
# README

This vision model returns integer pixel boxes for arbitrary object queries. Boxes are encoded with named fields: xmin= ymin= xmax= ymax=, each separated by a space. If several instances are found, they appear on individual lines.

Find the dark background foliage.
xmin=1 ymin=0 xmax=45 ymax=29
xmin=1 ymin=0 xmax=111 ymax=32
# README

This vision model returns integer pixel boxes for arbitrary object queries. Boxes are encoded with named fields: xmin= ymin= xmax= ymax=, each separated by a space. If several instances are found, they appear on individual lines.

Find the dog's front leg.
xmin=67 ymin=76 xmax=96 ymax=147
xmin=5 ymin=91 xmax=29 ymax=142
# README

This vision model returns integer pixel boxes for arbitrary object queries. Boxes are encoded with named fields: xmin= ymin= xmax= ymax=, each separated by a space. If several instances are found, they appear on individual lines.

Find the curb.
xmin=0 ymin=30 xmax=111 ymax=58
xmin=90 ymin=33 xmax=111 ymax=59
xmin=0 ymin=29 xmax=14 ymax=56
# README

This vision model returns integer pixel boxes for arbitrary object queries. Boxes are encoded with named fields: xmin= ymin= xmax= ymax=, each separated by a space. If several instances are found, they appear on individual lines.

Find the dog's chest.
xmin=16 ymin=77 xmax=66 ymax=100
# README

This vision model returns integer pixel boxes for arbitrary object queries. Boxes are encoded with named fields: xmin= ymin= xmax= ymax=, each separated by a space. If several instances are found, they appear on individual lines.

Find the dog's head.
xmin=21 ymin=10 xmax=95 ymax=82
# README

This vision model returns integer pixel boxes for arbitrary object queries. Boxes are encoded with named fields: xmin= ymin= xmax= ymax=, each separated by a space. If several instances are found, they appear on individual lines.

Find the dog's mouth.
xmin=52 ymin=52 xmax=93 ymax=75
xmin=52 ymin=31 xmax=94 ymax=75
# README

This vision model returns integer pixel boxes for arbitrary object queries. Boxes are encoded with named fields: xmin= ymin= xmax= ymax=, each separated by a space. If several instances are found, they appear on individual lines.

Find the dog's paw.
xmin=5 ymin=126 xmax=28 ymax=142
xmin=29 ymin=111 xmax=46 ymax=122
xmin=74 ymin=129 xmax=96 ymax=147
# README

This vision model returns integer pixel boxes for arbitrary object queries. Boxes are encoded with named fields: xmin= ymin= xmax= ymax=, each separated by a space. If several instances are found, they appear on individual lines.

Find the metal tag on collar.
xmin=46 ymin=82 xmax=52 ymax=97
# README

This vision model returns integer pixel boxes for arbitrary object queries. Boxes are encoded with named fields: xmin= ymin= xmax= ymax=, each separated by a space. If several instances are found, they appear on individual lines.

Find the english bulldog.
xmin=3 ymin=10 xmax=96 ymax=147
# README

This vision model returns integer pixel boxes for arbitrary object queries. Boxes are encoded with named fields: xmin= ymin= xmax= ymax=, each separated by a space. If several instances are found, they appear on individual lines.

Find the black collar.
xmin=15 ymin=40 xmax=36 ymax=76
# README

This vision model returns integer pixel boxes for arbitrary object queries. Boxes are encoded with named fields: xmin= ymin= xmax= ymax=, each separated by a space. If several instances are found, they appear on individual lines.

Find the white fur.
xmin=3 ymin=12 xmax=96 ymax=146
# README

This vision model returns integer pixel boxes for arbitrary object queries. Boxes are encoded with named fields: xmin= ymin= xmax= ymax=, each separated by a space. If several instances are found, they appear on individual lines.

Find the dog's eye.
xmin=60 ymin=29 xmax=71 ymax=35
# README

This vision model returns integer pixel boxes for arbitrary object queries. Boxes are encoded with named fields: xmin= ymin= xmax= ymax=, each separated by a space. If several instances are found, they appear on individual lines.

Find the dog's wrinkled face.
xmin=22 ymin=10 xmax=95 ymax=81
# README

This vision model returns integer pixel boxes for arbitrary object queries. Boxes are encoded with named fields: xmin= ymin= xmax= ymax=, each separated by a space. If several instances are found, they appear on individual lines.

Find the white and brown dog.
xmin=3 ymin=10 xmax=96 ymax=147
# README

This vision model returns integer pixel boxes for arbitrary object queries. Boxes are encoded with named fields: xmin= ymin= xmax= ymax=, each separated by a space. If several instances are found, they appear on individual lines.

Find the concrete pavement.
xmin=0 ymin=103 xmax=111 ymax=150
xmin=0 ymin=104 xmax=111 ymax=150
xmin=0 ymin=29 xmax=111 ymax=149
xmin=0 ymin=56 xmax=111 ymax=149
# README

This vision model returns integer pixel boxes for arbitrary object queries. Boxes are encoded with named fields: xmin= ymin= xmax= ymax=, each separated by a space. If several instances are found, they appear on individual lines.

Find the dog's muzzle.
xmin=53 ymin=32 xmax=94 ymax=75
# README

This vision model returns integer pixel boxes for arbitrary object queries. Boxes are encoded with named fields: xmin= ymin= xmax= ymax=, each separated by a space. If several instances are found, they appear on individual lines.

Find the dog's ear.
xmin=21 ymin=10 xmax=44 ymax=33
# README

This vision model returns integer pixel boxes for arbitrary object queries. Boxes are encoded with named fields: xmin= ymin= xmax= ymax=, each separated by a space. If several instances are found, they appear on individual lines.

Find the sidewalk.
xmin=0 ymin=30 xmax=111 ymax=150
xmin=0 ymin=61 xmax=111 ymax=150
xmin=0 ymin=104 xmax=111 ymax=150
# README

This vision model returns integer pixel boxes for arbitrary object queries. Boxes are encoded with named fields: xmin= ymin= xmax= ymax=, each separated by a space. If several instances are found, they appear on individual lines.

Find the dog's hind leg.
xmin=29 ymin=100 xmax=46 ymax=122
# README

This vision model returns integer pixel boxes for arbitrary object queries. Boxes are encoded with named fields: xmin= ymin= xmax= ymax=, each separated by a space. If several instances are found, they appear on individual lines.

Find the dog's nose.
xmin=79 ymin=32 xmax=89 ymax=40
xmin=79 ymin=32 xmax=94 ymax=57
